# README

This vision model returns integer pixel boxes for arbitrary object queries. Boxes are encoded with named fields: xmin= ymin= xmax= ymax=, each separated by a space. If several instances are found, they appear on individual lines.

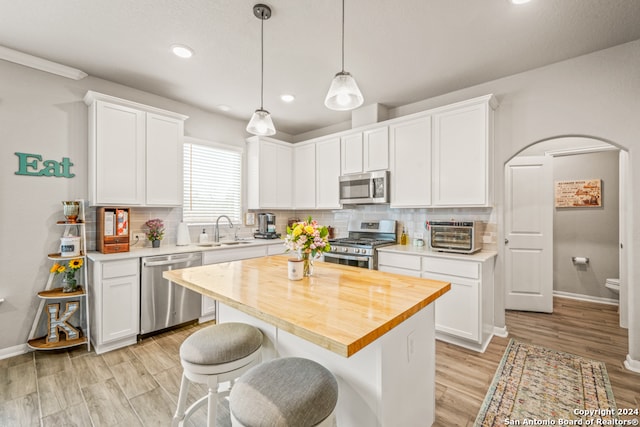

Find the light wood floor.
xmin=0 ymin=297 xmax=637 ymax=426
xmin=434 ymin=297 xmax=639 ymax=426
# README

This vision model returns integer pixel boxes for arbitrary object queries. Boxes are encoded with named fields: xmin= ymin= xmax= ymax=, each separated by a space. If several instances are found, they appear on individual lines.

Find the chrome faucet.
xmin=214 ymin=215 xmax=234 ymax=242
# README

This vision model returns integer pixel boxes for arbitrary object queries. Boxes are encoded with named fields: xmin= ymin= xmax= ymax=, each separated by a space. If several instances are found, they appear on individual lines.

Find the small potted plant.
xmin=145 ymin=218 xmax=165 ymax=248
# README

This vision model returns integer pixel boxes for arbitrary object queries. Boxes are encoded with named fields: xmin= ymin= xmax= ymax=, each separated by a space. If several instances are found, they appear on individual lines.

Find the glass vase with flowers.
xmin=51 ymin=258 xmax=83 ymax=292
xmin=283 ymin=217 xmax=331 ymax=277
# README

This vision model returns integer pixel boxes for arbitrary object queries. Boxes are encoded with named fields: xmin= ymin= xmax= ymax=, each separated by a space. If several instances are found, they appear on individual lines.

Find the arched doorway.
xmin=501 ymin=136 xmax=631 ymax=358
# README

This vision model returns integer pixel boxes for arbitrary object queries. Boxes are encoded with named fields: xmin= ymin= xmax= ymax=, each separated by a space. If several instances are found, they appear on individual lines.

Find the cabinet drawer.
xmin=267 ymin=244 xmax=286 ymax=256
xmin=379 ymin=265 xmax=422 ymax=278
xmin=422 ymin=257 xmax=479 ymax=279
xmin=378 ymin=252 xmax=421 ymax=271
xmin=102 ymin=258 xmax=139 ymax=279
xmin=203 ymin=246 xmax=267 ymax=264
xmin=101 ymin=243 xmax=130 ymax=254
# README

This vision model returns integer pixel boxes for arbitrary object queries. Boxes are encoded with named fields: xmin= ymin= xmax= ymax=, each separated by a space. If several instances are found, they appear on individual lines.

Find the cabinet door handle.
xmin=504 ymin=238 xmax=509 ymax=245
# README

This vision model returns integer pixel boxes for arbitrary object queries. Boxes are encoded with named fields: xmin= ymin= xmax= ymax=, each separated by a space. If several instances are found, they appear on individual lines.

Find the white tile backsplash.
xmin=86 ymin=205 xmax=497 ymax=251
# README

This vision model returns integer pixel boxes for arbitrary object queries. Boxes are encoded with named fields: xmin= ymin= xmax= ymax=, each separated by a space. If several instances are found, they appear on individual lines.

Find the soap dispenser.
xmin=199 ymin=228 xmax=208 ymax=244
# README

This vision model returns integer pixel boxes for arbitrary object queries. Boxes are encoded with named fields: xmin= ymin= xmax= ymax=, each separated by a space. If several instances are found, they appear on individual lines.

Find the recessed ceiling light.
xmin=509 ymin=0 xmax=531 ymax=4
xmin=280 ymin=94 xmax=295 ymax=103
xmin=217 ymin=104 xmax=231 ymax=112
xmin=171 ymin=44 xmax=194 ymax=58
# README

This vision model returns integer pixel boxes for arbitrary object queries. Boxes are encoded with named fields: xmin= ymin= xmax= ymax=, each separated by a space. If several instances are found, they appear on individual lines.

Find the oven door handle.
xmin=325 ymin=253 xmax=371 ymax=262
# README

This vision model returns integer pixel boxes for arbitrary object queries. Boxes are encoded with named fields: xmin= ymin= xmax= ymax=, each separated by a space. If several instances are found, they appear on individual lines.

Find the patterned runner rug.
xmin=474 ymin=339 xmax=618 ymax=426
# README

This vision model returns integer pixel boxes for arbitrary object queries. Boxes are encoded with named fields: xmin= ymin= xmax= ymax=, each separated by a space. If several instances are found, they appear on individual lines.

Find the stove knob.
xmin=342 ymin=247 xmax=348 ymax=252
xmin=354 ymin=248 xmax=360 ymax=254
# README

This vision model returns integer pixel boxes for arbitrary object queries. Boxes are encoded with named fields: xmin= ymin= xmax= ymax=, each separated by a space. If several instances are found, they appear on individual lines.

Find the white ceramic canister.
xmin=288 ymin=258 xmax=304 ymax=281
xmin=60 ymin=236 xmax=81 ymax=256
xmin=176 ymin=222 xmax=191 ymax=246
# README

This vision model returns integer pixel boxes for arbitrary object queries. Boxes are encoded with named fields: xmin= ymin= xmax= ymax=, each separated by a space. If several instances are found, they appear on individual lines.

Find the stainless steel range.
xmin=324 ymin=219 xmax=397 ymax=269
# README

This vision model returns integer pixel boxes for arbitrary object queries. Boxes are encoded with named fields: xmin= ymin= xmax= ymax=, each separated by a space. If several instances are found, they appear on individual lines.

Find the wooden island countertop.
xmin=164 ymin=255 xmax=450 ymax=357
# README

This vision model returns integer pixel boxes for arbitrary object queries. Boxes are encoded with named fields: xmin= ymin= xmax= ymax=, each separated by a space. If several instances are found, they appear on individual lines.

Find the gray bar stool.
xmin=172 ymin=322 xmax=263 ymax=427
xmin=229 ymin=357 xmax=339 ymax=427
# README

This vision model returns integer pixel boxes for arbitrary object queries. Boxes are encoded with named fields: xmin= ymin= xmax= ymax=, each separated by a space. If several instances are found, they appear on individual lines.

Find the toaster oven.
xmin=428 ymin=221 xmax=484 ymax=254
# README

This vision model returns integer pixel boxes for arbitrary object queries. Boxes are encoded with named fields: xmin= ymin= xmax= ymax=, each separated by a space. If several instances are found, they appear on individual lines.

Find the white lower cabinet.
xmin=428 ymin=273 xmax=480 ymax=342
xmin=89 ymin=258 xmax=140 ymax=354
xmin=378 ymin=250 xmax=495 ymax=352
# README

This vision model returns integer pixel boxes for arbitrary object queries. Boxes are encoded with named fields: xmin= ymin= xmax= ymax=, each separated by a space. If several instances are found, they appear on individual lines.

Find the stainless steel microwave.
xmin=339 ymin=170 xmax=389 ymax=205
xmin=428 ymin=221 xmax=484 ymax=254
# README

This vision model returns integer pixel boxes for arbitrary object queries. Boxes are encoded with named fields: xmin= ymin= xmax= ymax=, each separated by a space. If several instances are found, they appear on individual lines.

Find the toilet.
xmin=605 ymin=278 xmax=620 ymax=293
xmin=605 ymin=278 xmax=627 ymax=329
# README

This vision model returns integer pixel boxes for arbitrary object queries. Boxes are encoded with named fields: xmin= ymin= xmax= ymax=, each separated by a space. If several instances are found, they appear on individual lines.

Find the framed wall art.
xmin=554 ymin=179 xmax=602 ymax=208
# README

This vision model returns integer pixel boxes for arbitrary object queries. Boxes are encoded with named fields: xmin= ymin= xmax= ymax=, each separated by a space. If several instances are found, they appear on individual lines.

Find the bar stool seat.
xmin=172 ymin=323 xmax=263 ymax=427
xmin=229 ymin=357 xmax=338 ymax=427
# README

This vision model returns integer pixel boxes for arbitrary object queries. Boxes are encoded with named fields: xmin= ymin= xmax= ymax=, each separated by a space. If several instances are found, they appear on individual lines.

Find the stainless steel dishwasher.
xmin=140 ymin=252 xmax=202 ymax=336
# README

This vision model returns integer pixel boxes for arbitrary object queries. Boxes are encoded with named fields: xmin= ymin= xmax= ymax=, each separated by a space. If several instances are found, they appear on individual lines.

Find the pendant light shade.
xmin=325 ymin=71 xmax=364 ymax=111
xmin=247 ymin=108 xmax=276 ymax=136
xmin=325 ymin=0 xmax=363 ymax=111
xmin=247 ymin=4 xmax=276 ymax=136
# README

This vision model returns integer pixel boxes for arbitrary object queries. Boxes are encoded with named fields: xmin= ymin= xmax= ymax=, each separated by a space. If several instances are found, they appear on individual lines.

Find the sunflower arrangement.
xmin=50 ymin=258 xmax=84 ymax=284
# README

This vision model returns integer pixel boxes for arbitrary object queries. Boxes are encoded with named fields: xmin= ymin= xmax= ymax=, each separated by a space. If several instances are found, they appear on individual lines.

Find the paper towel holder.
xmin=571 ymin=256 xmax=589 ymax=264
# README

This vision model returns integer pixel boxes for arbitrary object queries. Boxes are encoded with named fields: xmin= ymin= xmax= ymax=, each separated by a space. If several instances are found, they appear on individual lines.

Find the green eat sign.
xmin=15 ymin=152 xmax=75 ymax=178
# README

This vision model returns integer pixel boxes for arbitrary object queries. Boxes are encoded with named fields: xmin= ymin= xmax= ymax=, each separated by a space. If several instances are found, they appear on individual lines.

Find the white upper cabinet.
xmin=363 ymin=126 xmax=389 ymax=172
xmin=315 ymin=137 xmax=341 ymax=209
xmin=431 ymin=95 xmax=497 ymax=207
xmin=340 ymin=126 xmax=389 ymax=175
xmin=293 ymin=142 xmax=316 ymax=209
xmin=146 ymin=113 xmax=185 ymax=206
xmin=84 ymin=91 xmax=187 ymax=207
xmin=247 ymin=136 xmax=293 ymax=209
xmin=340 ymin=132 xmax=363 ymax=175
xmin=389 ymin=115 xmax=432 ymax=208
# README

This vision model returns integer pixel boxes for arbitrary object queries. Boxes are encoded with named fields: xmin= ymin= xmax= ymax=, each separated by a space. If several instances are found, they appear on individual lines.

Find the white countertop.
xmin=87 ymin=238 xmax=284 ymax=261
xmin=378 ymin=244 xmax=497 ymax=262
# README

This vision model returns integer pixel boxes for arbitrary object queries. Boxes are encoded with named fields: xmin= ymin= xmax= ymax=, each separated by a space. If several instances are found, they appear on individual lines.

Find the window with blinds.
xmin=183 ymin=140 xmax=242 ymax=223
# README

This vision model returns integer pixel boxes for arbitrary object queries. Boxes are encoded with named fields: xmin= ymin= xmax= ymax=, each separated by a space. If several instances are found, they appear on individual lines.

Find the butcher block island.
xmin=164 ymin=255 xmax=450 ymax=427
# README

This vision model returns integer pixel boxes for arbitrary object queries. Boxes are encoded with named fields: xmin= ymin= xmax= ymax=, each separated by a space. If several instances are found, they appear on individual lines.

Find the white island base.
xmin=218 ymin=302 xmax=436 ymax=427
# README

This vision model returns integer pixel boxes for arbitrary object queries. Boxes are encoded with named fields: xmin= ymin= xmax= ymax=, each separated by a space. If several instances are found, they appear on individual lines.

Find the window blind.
xmin=183 ymin=141 xmax=242 ymax=223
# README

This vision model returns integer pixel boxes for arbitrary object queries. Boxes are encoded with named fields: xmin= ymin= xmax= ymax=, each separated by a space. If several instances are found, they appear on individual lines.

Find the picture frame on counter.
xmin=245 ymin=212 xmax=256 ymax=226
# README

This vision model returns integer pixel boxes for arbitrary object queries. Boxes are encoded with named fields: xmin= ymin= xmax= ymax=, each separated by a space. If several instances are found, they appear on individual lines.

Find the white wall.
xmin=552 ymin=151 xmax=619 ymax=300
xmin=1 ymin=38 xmax=639 ymax=367
xmin=0 ymin=60 xmax=251 ymax=353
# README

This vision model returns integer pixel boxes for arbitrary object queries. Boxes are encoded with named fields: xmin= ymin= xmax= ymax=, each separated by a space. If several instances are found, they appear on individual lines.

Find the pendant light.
xmin=324 ymin=0 xmax=363 ymax=111
xmin=247 ymin=4 xmax=276 ymax=136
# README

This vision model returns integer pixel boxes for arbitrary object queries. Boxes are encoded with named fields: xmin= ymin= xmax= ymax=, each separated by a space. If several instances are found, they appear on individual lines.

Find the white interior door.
xmin=504 ymin=156 xmax=553 ymax=312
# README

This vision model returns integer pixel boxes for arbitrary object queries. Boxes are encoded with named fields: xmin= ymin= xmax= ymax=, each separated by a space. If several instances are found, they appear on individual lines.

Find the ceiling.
xmin=1 ymin=0 xmax=640 ymax=136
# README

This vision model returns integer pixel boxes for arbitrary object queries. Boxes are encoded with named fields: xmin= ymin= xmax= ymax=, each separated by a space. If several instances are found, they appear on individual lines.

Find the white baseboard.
xmin=624 ymin=354 xmax=640 ymax=373
xmin=436 ymin=332 xmax=493 ymax=353
xmin=493 ymin=326 xmax=509 ymax=338
xmin=0 ymin=343 xmax=30 ymax=360
xmin=553 ymin=291 xmax=618 ymax=306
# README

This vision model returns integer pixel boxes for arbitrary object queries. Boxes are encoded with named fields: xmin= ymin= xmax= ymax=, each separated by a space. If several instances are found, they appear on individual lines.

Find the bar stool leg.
xmin=172 ymin=373 xmax=190 ymax=427
xmin=207 ymin=383 xmax=217 ymax=427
